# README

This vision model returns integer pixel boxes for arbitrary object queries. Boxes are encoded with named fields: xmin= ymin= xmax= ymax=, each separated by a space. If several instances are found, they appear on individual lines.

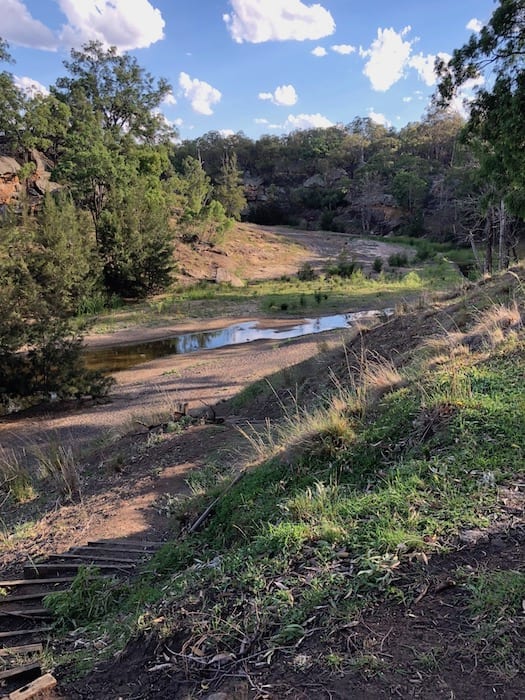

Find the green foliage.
xmin=297 ymin=262 xmax=317 ymax=281
xmin=326 ymin=251 xmax=360 ymax=277
xmin=388 ymin=252 xmax=409 ymax=267
xmin=214 ymin=151 xmax=246 ymax=220
xmin=44 ymin=567 xmax=121 ymax=628
xmin=373 ymin=257 xmax=384 ymax=273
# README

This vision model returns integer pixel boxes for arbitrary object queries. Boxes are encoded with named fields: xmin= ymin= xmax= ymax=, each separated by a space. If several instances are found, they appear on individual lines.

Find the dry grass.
xmin=0 ymin=447 xmax=36 ymax=503
xmin=33 ymin=443 xmax=81 ymax=501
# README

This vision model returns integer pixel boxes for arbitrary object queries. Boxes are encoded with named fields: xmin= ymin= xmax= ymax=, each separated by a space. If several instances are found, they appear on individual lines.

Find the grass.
xmin=0 ymin=447 xmax=36 ymax=503
xmin=42 ymin=265 xmax=525 ymax=686
xmin=87 ymin=255 xmax=464 ymax=335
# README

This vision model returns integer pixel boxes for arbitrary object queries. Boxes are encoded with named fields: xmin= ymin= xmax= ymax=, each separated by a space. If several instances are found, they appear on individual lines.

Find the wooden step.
xmin=0 ymin=593 xmax=48 ymax=604
xmin=82 ymin=542 xmax=153 ymax=557
xmin=2 ymin=673 xmax=57 ymax=700
xmin=0 ymin=628 xmax=52 ymax=640
xmin=0 ymin=608 xmax=51 ymax=619
xmin=23 ymin=562 xmax=134 ymax=579
xmin=0 ymin=663 xmax=40 ymax=682
xmin=89 ymin=539 xmax=163 ymax=549
xmin=0 ymin=577 xmax=76 ymax=588
xmin=47 ymin=552 xmax=139 ymax=565
xmin=0 ymin=645 xmax=43 ymax=658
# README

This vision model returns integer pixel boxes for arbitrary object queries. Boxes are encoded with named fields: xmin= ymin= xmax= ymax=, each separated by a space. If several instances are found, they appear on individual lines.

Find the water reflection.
xmin=84 ymin=309 xmax=390 ymax=374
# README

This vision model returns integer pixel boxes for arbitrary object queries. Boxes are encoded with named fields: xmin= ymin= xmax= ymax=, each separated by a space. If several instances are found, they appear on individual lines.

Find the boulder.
xmin=215 ymin=267 xmax=245 ymax=287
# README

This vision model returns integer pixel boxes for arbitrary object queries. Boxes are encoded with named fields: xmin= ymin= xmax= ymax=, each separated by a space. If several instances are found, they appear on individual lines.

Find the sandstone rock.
xmin=215 ymin=267 xmax=245 ymax=287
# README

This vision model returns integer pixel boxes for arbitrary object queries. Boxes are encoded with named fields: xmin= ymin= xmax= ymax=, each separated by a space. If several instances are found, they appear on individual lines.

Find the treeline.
xmin=0 ymin=39 xmax=246 ymax=407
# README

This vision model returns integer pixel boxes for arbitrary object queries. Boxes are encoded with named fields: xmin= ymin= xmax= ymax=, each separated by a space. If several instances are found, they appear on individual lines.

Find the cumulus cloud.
xmin=311 ymin=46 xmax=327 ymax=57
xmin=14 ymin=75 xmax=50 ymax=97
xmin=58 ymin=0 xmax=165 ymax=50
xmin=449 ymin=76 xmax=485 ymax=118
xmin=258 ymin=84 xmax=298 ymax=106
xmin=224 ymin=0 xmax=335 ymax=43
xmin=2 ymin=0 xmax=58 ymax=50
xmin=162 ymin=91 xmax=177 ymax=106
xmin=179 ymin=72 xmax=222 ymax=115
xmin=331 ymin=44 xmax=355 ymax=55
xmin=283 ymin=113 xmax=334 ymax=131
xmin=466 ymin=18 xmax=483 ymax=33
xmin=409 ymin=52 xmax=437 ymax=87
xmin=219 ymin=129 xmax=235 ymax=137
xmin=360 ymin=26 xmax=413 ymax=91
xmin=368 ymin=109 xmax=391 ymax=127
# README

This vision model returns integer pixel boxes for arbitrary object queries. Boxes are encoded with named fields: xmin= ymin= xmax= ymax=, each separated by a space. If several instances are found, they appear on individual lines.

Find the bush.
xmin=297 ymin=262 xmax=317 ymax=281
xmin=327 ymin=251 xmax=360 ymax=278
xmin=388 ymin=252 xmax=409 ymax=267
xmin=373 ymin=257 xmax=384 ymax=273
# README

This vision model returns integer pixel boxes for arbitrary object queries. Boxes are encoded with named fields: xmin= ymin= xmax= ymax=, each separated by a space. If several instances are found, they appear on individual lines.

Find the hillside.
xmin=37 ymin=262 xmax=525 ymax=699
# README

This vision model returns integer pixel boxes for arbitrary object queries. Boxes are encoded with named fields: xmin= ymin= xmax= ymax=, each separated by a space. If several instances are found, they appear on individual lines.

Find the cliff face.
xmin=0 ymin=149 xmax=60 ymax=207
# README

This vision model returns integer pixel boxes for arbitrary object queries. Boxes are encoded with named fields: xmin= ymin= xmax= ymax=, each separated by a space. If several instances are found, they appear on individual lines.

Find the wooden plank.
xmin=74 ymin=545 xmax=147 ymax=556
xmin=89 ymin=539 xmax=163 ymax=548
xmin=23 ymin=562 xmax=134 ymax=578
xmin=3 ymin=673 xmax=57 ymax=700
xmin=0 ymin=663 xmax=40 ymax=681
xmin=0 ymin=628 xmax=52 ymax=640
xmin=0 ymin=577 xmax=76 ymax=587
xmin=0 ymin=645 xmax=43 ymax=657
xmin=47 ymin=553 xmax=139 ymax=565
xmin=0 ymin=593 xmax=47 ymax=604
xmin=0 ymin=608 xmax=50 ymax=618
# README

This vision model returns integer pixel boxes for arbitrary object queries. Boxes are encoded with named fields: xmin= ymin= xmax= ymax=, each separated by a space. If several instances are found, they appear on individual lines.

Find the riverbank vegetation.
xmin=44 ymin=262 xmax=525 ymax=698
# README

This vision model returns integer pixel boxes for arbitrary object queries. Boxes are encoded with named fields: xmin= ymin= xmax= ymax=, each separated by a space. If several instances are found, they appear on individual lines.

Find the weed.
xmin=388 ymin=252 xmax=409 ymax=267
xmin=0 ymin=447 xmax=36 ymax=503
xmin=34 ymin=443 xmax=81 ymax=500
xmin=44 ymin=566 xmax=121 ymax=628
xmin=297 ymin=262 xmax=317 ymax=281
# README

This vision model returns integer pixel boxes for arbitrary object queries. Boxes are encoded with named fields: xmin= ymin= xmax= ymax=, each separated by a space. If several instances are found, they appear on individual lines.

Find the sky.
xmin=2 ymin=0 xmax=496 ymax=141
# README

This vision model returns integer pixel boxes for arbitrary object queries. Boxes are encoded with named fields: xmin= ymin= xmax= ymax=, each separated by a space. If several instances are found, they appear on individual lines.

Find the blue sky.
xmin=3 ymin=0 xmax=495 ymax=140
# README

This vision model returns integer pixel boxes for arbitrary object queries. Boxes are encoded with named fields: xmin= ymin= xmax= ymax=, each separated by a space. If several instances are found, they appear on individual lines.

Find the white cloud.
xmin=58 ymin=0 xmax=165 ymax=50
xmin=331 ymin=44 xmax=355 ymax=55
xmin=173 ymin=117 xmax=184 ymax=127
xmin=402 ymin=96 xmax=413 ymax=103
xmin=283 ymin=113 xmax=334 ymax=131
xmin=179 ymin=72 xmax=222 ymax=115
xmin=466 ymin=18 xmax=483 ymax=33
xmin=219 ymin=129 xmax=235 ymax=137
xmin=360 ymin=26 xmax=413 ymax=91
xmin=449 ymin=76 xmax=485 ymax=118
xmin=409 ymin=53 xmax=437 ymax=87
xmin=14 ymin=75 xmax=50 ymax=97
xmin=368 ymin=109 xmax=391 ymax=127
xmin=224 ymin=0 xmax=335 ymax=43
xmin=311 ymin=46 xmax=327 ymax=57
xmin=162 ymin=91 xmax=177 ymax=107
xmin=258 ymin=84 xmax=298 ymax=106
xmin=254 ymin=118 xmax=269 ymax=124
xmin=2 ymin=0 xmax=57 ymax=50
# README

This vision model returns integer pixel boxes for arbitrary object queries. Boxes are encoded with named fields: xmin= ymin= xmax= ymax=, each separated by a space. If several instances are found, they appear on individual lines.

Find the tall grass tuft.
xmin=0 ymin=447 xmax=36 ymax=503
xmin=34 ymin=443 xmax=81 ymax=501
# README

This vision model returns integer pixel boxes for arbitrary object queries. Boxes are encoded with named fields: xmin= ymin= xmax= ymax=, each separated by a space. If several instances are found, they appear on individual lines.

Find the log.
xmin=23 ymin=562 xmax=134 ymax=578
xmin=47 ymin=553 xmax=138 ymax=565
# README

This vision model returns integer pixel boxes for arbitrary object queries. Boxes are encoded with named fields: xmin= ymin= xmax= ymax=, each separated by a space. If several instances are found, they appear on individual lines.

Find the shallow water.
xmin=84 ymin=309 xmax=390 ymax=374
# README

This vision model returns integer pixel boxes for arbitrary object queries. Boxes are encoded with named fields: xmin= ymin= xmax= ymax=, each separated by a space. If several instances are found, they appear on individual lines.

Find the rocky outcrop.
xmin=0 ymin=150 xmax=60 ymax=206
xmin=0 ymin=156 xmax=21 ymax=205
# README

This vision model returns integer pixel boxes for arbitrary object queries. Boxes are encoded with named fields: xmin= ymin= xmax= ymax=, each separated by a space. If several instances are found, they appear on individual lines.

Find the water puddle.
xmin=84 ymin=309 xmax=391 ymax=374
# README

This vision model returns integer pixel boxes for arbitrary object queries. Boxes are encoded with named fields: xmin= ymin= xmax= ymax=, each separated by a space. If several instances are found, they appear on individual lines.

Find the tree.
xmin=214 ymin=152 xmax=247 ymax=220
xmin=53 ymin=41 xmax=172 ymax=143
xmin=437 ymin=0 xmax=525 ymax=221
xmin=0 ymin=39 xmax=25 ymax=150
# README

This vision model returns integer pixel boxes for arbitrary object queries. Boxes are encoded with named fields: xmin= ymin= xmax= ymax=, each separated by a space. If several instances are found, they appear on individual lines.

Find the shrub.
xmin=388 ymin=252 xmax=409 ymax=267
xmin=373 ymin=257 xmax=384 ymax=273
xmin=297 ymin=262 xmax=317 ymax=281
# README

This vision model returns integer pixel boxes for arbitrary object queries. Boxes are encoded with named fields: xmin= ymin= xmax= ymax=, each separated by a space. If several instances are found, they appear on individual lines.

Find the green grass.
xmin=87 ymin=256 xmax=463 ymax=334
